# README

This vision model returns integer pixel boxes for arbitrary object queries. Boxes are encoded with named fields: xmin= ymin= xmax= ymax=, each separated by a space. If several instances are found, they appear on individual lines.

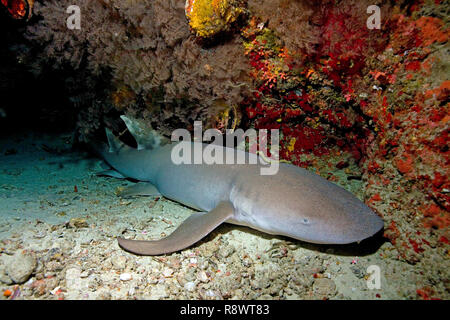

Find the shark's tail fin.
xmin=120 ymin=115 xmax=170 ymax=151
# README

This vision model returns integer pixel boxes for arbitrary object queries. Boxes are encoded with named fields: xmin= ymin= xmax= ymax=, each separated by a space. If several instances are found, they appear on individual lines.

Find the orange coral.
xmin=395 ymin=152 xmax=414 ymax=174
xmin=424 ymin=80 xmax=450 ymax=101
xmin=423 ymin=203 xmax=450 ymax=229
xmin=415 ymin=16 xmax=449 ymax=47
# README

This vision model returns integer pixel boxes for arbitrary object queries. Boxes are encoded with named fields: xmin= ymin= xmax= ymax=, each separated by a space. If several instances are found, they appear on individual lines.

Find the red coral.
xmin=432 ymin=172 xmax=446 ymax=188
xmin=409 ymin=238 xmax=425 ymax=253
xmin=405 ymin=60 xmax=421 ymax=71
xmin=416 ymin=287 xmax=441 ymax=300
xmin=439 ymin=236 xmax=449 ymax=244
xmin=370 ymin=194 xmax=382 ymax=202
xmin=395 ymin=153 xmax=414 ymax=174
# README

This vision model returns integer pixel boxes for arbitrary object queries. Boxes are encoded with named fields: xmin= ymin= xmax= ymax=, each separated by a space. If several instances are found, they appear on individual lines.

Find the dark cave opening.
xmin=0 ymin=15 xmax=77 ymax=136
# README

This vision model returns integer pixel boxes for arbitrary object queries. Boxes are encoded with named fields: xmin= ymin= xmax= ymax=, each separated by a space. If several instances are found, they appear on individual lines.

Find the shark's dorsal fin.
xmin=120 ymin=115 xmax=169 ymax=150
xmin=105 ymin=128 xmax=126 ymax=153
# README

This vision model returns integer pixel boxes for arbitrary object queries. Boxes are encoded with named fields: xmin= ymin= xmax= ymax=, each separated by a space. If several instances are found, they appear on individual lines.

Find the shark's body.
xmin=96 ymin=117 xmax=384 ymax=255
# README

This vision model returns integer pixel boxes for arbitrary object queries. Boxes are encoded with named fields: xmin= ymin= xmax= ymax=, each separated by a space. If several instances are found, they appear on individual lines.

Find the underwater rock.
xmin=0 ymin=265 xmax=13 ymax=285
xmin=6 ymin=250 xmax=37 ymax=284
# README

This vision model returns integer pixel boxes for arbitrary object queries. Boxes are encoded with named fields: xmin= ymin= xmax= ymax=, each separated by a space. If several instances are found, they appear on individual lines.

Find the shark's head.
xmin=268 ymin=191 xmax=385 ymax=245
xmin=234 ymin=164 xmax=384 ymax=245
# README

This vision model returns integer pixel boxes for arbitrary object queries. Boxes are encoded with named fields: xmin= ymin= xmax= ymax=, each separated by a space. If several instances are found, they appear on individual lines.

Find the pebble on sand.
xmin=119 ymin=273 xmax=132 ymax=281
xmin=184 ymin=281 xmax=196 ymax=292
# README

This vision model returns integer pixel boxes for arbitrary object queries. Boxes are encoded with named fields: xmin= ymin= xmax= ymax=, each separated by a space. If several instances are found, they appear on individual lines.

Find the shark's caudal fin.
xmin=120 ymin=115 xmax=170 ymax=150
xmin=117 ymin=201 xmax=234 ymax=255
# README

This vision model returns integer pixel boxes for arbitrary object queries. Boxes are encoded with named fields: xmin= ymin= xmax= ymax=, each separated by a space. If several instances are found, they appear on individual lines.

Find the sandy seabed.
xmin=0 ymin=132 xmax=428 ymax=300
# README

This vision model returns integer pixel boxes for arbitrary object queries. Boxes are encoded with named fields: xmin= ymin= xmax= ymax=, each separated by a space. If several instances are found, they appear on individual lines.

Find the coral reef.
xmin=359 ymin=12 xmax=450 ymax=264
xmin=24 ymin=0 xmax=251 ymax=140
xmin=247 ymin=0 xmax=322 ymax=55
xmin=240 ymin=0 xmax=391 ymax=166
xmin=241 ymin=0 xmax=449 ymax=298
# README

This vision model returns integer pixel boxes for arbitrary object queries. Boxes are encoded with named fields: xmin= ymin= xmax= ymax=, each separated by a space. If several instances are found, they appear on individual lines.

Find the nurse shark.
xmin=94 ymin=116 xmax=384 ymax=255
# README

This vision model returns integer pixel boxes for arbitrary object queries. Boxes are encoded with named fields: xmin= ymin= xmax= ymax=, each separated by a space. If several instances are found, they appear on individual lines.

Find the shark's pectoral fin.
xmin=96 ymin=169 xmax=127 ymax=179
xmin=117 ymin=201 xmax=234 ymax=255
xmin=117 ymin=182 xmax=161 ymax=198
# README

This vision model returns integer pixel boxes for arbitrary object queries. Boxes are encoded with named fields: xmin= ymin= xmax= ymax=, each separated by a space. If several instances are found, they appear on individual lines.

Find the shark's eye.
xmin=301 ymin=218 xmax=310 ymax=225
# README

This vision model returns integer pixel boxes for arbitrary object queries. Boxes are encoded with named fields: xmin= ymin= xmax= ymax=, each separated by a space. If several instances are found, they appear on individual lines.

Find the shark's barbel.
xmin=95 ymin=116 xmax=384 ymax=255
